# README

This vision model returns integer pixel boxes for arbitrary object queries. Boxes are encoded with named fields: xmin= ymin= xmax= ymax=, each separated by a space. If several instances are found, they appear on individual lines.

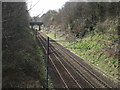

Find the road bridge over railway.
xmin=30 ymin=22 xmax=43 ymax=31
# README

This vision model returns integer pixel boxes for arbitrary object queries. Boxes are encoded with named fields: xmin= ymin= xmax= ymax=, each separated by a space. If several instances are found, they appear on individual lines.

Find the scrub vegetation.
xmin=2 ymin=2 xmax=46 ymax=88
xmin=40 ymin=2 xmax=120 ymax=82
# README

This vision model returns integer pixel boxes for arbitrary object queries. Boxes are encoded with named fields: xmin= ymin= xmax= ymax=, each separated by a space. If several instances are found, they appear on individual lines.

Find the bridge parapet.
xmin=30 ymin=22 xmax=43 ymax=26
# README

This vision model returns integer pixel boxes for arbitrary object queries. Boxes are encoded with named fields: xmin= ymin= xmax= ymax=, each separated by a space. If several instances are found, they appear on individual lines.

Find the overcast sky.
xmin=26 ymin=0 xmax=119 ymax=17
xmin=26 ymin=0 xmax=69 ymax=17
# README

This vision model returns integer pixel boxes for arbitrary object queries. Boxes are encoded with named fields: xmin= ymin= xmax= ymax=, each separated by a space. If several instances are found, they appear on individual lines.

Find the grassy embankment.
xmin=43 ymin=18 xmax=119 ymax=82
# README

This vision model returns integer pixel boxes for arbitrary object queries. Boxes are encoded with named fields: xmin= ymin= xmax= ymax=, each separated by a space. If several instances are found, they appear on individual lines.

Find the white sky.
xmin=26 ymin=0 xmax=69 ymax=17
xmin=26 ymin=0 xmax=119 ymax=17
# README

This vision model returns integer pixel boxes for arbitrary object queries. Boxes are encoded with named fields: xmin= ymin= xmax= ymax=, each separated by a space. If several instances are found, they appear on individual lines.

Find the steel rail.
xmin=38 ymin=34 xmax=82 ymax=88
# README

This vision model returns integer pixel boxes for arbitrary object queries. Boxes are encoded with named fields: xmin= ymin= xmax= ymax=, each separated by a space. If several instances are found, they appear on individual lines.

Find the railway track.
xmin=38 ymin=33 xmax=82 ymax=89
xmin=37 ymin=32 xmax=119 ymax=89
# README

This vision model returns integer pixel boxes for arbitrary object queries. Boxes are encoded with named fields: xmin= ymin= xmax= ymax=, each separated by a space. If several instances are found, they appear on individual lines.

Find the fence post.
xmin=46 ymin=37 xmax=49 ymax=89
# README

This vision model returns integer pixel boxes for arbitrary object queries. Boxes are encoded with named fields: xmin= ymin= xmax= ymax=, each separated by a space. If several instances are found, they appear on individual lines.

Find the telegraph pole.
xmin=46 ymin=37 xmax=49 ymax=89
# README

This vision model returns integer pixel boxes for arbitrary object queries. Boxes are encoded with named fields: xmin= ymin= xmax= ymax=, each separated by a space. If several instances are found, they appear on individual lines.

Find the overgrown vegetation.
xmin=2 ymin=2 xmax=46 ymax=88
xmin=40 ymin=2 xmax=120 ymax=82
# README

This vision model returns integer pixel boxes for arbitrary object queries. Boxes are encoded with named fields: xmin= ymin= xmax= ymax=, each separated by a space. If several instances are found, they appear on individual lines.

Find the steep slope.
xmin=2 ymin=2 xmax=46 ymax=88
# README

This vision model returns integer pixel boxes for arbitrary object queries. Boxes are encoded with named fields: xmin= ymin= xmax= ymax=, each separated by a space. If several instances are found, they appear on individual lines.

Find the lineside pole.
xmin=74 ymin=34 xmax=75 ymax=49
xmin=46 ymin=37 xmax=49 ymax=89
